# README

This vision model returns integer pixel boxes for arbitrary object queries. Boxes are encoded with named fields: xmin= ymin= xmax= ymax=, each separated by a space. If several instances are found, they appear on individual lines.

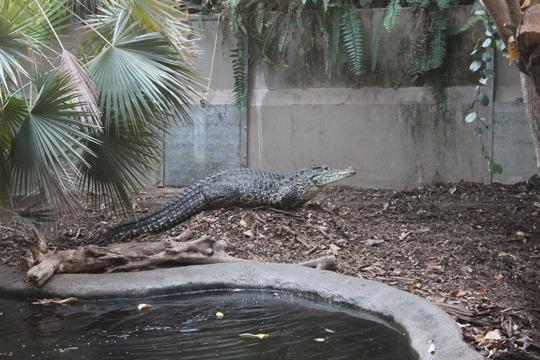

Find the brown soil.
xmin=1 ymin=179 xmax=539 ymax=359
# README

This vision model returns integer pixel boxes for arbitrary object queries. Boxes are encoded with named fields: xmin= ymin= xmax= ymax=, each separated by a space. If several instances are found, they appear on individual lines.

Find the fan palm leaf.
xmin=79 ymin=125 xmax=161 ymax=211
xmin=9 ymin=73 xmax=98 ymax=207
xmin=0 ymin=0 xmax=71 ymax=94
xmin=87 ymin=10 xmax=198 ymax=129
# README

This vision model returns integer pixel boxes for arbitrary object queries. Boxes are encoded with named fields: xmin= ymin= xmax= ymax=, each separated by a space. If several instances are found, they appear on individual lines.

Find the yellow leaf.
xmin=239 ymin=333 xmax=270 ymax=340
xmin=411 ymin=282 xmax=422 ymax=289
xmin=508 ymin=36 xmax=519 ymax=64
xmin=137 ymin=303 xmax=153 ymax=311
xmin=33 ymin=297 xmax=79 ymax=305
xmin=521 ymin=0 xmax=532 ymax=10
xmin=314 ymin=337 xmax=327 ymax=342
xmin=323 ymin=328 xmax=336 ymax=333
xmin=516 ymin=230 xmax=526 ymax=237
xmin=216 ymin=311 xmax=224 ymax=319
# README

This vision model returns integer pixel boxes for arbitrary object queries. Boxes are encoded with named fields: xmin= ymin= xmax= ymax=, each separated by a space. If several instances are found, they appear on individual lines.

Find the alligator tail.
xmin=106 ymin=186 xmax=207 ymax=241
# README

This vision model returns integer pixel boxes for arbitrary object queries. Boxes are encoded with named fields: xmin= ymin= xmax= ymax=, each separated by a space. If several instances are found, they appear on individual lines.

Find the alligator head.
xmin=279 ymin=165 xmax=356 ymax=208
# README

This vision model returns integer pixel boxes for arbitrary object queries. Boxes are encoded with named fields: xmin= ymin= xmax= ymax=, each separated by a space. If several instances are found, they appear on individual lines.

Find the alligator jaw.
xmin=317 ymin=167 xmax=356 ymax=186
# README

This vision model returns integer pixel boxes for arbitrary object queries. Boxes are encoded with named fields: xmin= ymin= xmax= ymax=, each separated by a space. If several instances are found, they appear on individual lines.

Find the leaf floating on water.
xmin=323 ymin=328 xmax=336 ymax=333
xmin=314 ymin=337 xmax=327 ymax=342
xmin=239 ymin=333 xmax=270 ymax=340
xmin=33 ymin=297 xmax=79 ymax=305
xmin=216 ymin=311 xmax=224 ymax=319
xmin=137 ymin=303 xmax=153 ymax=311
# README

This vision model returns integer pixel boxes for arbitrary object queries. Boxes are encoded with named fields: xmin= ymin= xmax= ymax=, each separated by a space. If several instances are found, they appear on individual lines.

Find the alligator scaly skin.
xmin=107 ymin=169 xmax=285 ymax=240
xmin=106 ymin=166 xmax=355 ymax=241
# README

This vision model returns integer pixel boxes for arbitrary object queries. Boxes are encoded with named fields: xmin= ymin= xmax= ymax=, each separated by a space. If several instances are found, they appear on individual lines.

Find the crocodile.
xmin=107 ymin=166 xmax=355 ymax=241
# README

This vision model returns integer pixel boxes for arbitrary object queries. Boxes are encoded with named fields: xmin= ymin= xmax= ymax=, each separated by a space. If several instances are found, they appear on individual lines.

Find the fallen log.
xmin=26 ymin=230 xmax=337 ymax=286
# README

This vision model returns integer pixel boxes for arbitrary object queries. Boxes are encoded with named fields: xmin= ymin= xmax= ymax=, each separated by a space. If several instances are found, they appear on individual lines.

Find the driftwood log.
xmin=26 ymin=230 xmax=337 ymax=287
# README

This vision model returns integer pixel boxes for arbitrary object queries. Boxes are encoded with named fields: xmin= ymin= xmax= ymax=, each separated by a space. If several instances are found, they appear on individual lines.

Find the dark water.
xmin=0 ymin=290 xmax=417 ymax=360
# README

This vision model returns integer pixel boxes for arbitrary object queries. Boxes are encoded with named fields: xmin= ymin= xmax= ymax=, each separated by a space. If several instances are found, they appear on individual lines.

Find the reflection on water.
xmin=0 ymin=290 xmax=417 ymax=359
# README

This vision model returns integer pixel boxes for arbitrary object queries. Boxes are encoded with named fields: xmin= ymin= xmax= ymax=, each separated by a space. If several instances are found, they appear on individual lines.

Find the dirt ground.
xmin=1 ymin=178 xmax=539 ymax=359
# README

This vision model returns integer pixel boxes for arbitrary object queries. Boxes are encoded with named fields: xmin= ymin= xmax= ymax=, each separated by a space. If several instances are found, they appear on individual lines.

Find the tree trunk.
xmin=521 ymin=73 xmax=540 ymax=167
xmin=483 ymin=0 xmax=540 ymax=168
xmin=26 ymin=231 xmax=337 ymax=287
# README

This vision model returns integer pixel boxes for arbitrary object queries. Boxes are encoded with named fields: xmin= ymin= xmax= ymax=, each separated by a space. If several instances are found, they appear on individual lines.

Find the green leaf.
xmin=469 ymin=60 xmax=482 ymax=72
xmin=478 ymin=93 xmax=489 ymax=106
xmin=340 ymin=10 xmax=365 ymax=77
xmin=488 ymin=161 xmax=503 ymax=174
xmin=464 ymin=112 xmax=477 ymax=123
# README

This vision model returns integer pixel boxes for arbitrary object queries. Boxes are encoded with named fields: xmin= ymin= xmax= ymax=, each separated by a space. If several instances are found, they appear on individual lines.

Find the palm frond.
xmin=124 ymin=0 xmax=194 ymax=60
xmin=9 ymin=73 xmax=98 ymax=207
xmin=87 ymin=10 xmax=198 ymax=128
xmin=59 ymin=49 xmax=101 ymax=127
xmin=79 ymin=125 xmax=161 ymax=212
xmin=0 ymin=10 xmax=30 ymax=94
xmin=341 ymin=10 xmax=365 ymax=77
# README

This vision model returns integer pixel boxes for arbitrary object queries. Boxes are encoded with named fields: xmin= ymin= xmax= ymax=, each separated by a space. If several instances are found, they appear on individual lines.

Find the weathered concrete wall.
xmin=162 ymin=8 xmax=538 ymax=188
xmin=161 ymin=17 xmax=247 ymax=187
xmin=492 ymin=52 xmax=538 ymax=183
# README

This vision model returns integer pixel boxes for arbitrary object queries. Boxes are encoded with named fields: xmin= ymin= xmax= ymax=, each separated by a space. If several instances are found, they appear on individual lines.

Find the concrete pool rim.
xmin=0 ymin=262 xmax=482 ymax=360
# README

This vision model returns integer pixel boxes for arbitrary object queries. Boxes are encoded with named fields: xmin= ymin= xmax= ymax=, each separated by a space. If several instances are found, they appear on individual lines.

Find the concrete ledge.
xmin=0 ymin=263 xmax=482 ymax=360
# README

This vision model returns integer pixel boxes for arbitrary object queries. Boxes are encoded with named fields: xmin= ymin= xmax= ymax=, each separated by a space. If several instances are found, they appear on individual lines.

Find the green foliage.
xmin=9 ymin=74 xmax=97 ymax=207
xmin=383 ymin=0 xmax=402 ymax=30
xmin=231 ymin=36 xmax=248 ymax=107
xmin=453 ymin=14 xmax=483 ymax=36
xmin=340 ymin=10 xmax=365 ymax=77
xmin=80 ymin=126 xmax=161 ymax=212
xmin=370 ymin=15 xmax=385 ymax=72
xmin=462 ymin=2 xmax=505 ymax=175
xmin=0 ymin=0 xmax=199 ymax=217
xmin=409 ymin=1 xmax=448 ymax=79
xmin=223 ymin=0 xmax=371 ymax=106
xmin=87 ymin=10 xmax=197 ymax=128
xmin=218 ymin=0 xmax=474 ymax=108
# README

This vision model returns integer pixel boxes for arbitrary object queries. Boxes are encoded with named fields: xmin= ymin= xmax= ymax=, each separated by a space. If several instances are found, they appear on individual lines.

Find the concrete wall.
xmin=162 ymin=8 xmax=538 ymax=188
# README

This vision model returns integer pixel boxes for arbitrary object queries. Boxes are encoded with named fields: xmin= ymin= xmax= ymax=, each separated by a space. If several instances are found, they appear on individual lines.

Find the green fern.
xmin=452 ymin=14 xmax=482 ymax=36
xmin=227 ymin=0 xmax=247 ymax=107
xmin=341 ymin=10 xmax=365 ymax=77
xmin=231 ymin=35 xmax=247 ymax=107
xmin=370 ymin=15 xmax=384 ymax=71
xmin=427 ymin=11 xmax=448 ymax=70
xmin=434 ymin=0 xmax=450 ymax=9
xmin=383 ymin=0 xmax=401 ymax=31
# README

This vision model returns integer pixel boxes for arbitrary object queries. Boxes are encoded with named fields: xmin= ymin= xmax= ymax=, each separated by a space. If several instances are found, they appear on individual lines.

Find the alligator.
xmin=107 ymin=166 xmax=356 ymax=241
